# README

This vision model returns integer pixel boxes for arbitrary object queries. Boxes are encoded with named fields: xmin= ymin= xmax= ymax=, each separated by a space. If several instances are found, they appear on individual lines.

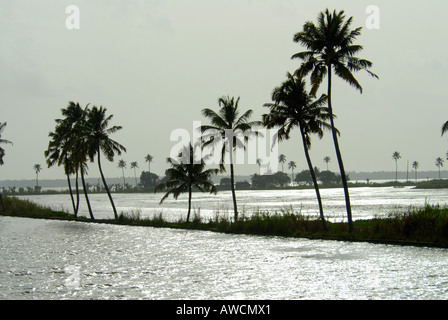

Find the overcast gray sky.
xmin=1 ymin=0 xmax=447 ymax=181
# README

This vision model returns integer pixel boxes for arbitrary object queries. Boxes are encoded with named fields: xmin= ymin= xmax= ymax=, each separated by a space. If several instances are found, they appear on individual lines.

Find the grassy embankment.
xmin=1 ymin=196 xmax=448 ymax=248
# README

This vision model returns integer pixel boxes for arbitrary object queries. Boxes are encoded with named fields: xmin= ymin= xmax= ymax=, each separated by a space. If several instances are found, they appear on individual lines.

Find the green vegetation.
xmin=2 ymin=196 xmax=448 ymax=248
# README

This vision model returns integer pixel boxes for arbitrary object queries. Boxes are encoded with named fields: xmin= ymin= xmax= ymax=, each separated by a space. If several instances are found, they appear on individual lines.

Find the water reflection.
xmin=1 ymin=216 xmax=447 ymax=299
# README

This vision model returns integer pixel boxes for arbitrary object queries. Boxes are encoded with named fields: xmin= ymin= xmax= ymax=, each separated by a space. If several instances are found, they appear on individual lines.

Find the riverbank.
xmin=1 ymin=196 xmax=448 ymax=249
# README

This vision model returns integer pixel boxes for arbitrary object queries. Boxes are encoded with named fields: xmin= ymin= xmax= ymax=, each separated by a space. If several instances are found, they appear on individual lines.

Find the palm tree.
xmin=288 ymin=161 xmax=297 ymax=185
xmin=436 ymin=157 xmax=444 ymax=179
xmin=130 ymin=161 xmax=139 ymax=186
xmin=412 ymin=161 xmax=419 ymax=183
xmin=0 ymin=122 xmax=12 ymax=211
xmin=256 ymin=158 xmax=263 ymax=174
xmin=33 ymin=164 xmax=42 ymax=188
xmin=85 ymin=105 xmax=126 ymax=219
xmin=155 ymin=143 xmax=219 ymax=222
xmin=118 ymin=159 xmax=127 ymax=187
xmin=278 ymin=154 xmax=286 ymax=172
xmin=200 ymin=95 xmax=261 ymax=220
xmin=292 ymin=9 xmax=378 ymax=233
xmin=145 ymin=154 xmax=154 ymax=173
xmin=263 ymin=74 xmax=333 ymax=230
xmin=323 ymin=156 xmax=331 ymax=171
xmin=392 ymin=151 xmax=401 ymax=182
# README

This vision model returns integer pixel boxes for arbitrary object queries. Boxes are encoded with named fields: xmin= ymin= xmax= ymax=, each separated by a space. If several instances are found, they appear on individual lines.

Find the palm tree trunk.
xmin=187 ymin=184 xmax=192 ymax=223
xmin=75 ymin=170 xmax=80 ymax=216
xmin=300 ymin=128 xmax=327 ymax=231
xmin=66 ymin=173 xmax=77 ymax=216
xmin=98 ymin=149 xmax=118 ymax=219
xmin=0 ymin=189 xmax=5 ymax=211
xmin=327 ymin=66 xmax=353 ymax=233
xmin=80 ymin=166 xmax=94 ymax=220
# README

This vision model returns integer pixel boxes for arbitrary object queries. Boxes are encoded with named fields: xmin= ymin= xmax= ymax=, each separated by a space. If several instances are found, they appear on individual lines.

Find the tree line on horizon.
xmin=2 ymin=8 xmax=447 ymax=233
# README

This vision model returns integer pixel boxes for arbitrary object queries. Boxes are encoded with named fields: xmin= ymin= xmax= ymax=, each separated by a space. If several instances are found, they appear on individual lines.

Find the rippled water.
xmin=3 ymin=187 xmax=448 ymax=300
xmin=1 ymin=216 xmax=447 ymax=300
xmin=18 ymin=186 xmax=448 ymax=222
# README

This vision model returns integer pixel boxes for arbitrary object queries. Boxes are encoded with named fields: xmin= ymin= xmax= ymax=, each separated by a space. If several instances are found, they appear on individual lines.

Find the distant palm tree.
xmin=412 ymin=161 xmax=419 ymax=183
xmin=278 ymin=154 xmax=286 ymax=172
xmin=288 ymin=161 xmax=297 ymax=185
xmin=155 ymin=144 xmax=219 ymax=222
xmin=130 ymin=161 xmax=139 ymax=186
xmin=292 ymin=9 xmax=378 ymax=233
xmin=200 ymin=95 xmax=261 ymax=220
xmin=256 ymin=158 xmax=263 ymax=174
xmin=263 ymin=74 xmax=333 ymax=231
xmin=0 ymin=122 xmax=12 ymax=211
xmin=33 ymin=164 xmax=42 ymax=188
xmin=323 ymin=156 xmax=331 ymax=171
xmin=392 ymin=151 xmax=401 ymax=182
xmin=145 ymin=154 xmax=154 ymax=173
xmin=118 ymin=159 xmax=127 ymax=186
xmin=436 ymin=157 xmax=444 ymax=179
xmin=85 ymin=105 xmax=126 ymax=219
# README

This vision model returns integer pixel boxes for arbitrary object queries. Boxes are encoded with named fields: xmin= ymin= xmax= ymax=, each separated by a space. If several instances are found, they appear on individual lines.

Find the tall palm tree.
xmin=288 ymin=161 xmax=297 ymax=185
xmin=436 ymin=157 xmax=444 ymax=179
xmin=323 ymin=156 xmax=331 ymax=171
xmin=118 ymin=159 xmax=127 ymax=187
xmin=392 ymin=151 xmax=401 ymax=182
xmin=200 ymin=95 xmax=261 ymax=220
xmin=130 ymin=161 xmax=139 ymax=186
xmin=45 ymin=119 xmax=80 ymax=216
xmin=292 ymin=9 xmax=378 ymax=233
xmin=145 ymin=154 xmax=154 ymax=173
xmin=85 ymin=105 xmax=126 ymax=219
xmin=412 ymin=161 xmax=419 ymax=183
xmin=155 ymin=143 xmax=219 ymax=222
xmin=278 ymin=154 xmax=286 ymax=172
xmin=0 ymin=122 xmax=12 ymax=211
xmin=33 ymin=164 xmax=42 ymax=188
xmin=263 ymin=74 xmax=332 ymax=230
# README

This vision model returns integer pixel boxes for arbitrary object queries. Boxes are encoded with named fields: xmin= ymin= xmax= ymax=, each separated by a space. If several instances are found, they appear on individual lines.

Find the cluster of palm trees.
xmin=156 ymin=9 xmax=378 ymax=233
xmin=44 ymin=102 xmax=126 ymax=220
xmin=392 ymin=151 xmax=446 ymax=182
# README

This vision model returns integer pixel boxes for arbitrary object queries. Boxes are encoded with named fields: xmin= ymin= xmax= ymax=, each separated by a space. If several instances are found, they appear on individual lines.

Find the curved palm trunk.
xmin=75 ymin=171 xmax=80 ymax=216
xmin=187 ymin=184 xmax=192 ymax=223
xmin=300 ymin=127 xmax=327 ymax=231
xmin=229 ymin=146 xmax=239 ymax=221
xmin=66 ymin=173 xmax=77 ymax=217
xmin=327 ymin=66 xmax=353 ymax=233
xmin=98 ymin=149 xmax=118 ymax=219
xmin=80 ymin=166 xmax=94 ymax=220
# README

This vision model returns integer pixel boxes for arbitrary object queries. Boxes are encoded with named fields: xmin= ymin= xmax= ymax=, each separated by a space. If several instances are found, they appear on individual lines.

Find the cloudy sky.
xmin=1 ymin=0 xmax=447 ymax=181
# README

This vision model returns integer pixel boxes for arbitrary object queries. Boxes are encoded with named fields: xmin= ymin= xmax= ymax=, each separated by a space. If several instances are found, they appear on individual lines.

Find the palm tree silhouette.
xmin=0 ymin=122 xmax=12 ymax=211
xmin=130 ymin=161 xmax=139 ymax=186
xmin=292 ymin=9 xmax=378 ymax=233
xmin=412 ymin=161 xmax=419 ymax=183
xmin=323 ymin=156 xmax=331 ymax=171
xmin=145 ymin=154 xmax=154 ymax=173
xmin=33 ymin=164 xmax=42 ymax=188
xmin=278 ymin=154 xmax=286 ymax=173
xmin=436 ymin=157 xmax=444 ymax=179
xmin=85 ymin=105 xmax=126 ymax=219
xmin=288 ymin=161 xmax=297 ymax=185
xmin=392 ymin=151 xmax=401 ymax=182
xmin=118 ymin=159 xmax=127 ymax=187
xmin=155 ymin=143 xmax=219 ymax=222
xmin=263 ymin=74 xmax=332 ymax=230
xmin=256 ymin=158 xmax=263 ymax=174
xmin=200 ymin=95 xmax=261 ymax=220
